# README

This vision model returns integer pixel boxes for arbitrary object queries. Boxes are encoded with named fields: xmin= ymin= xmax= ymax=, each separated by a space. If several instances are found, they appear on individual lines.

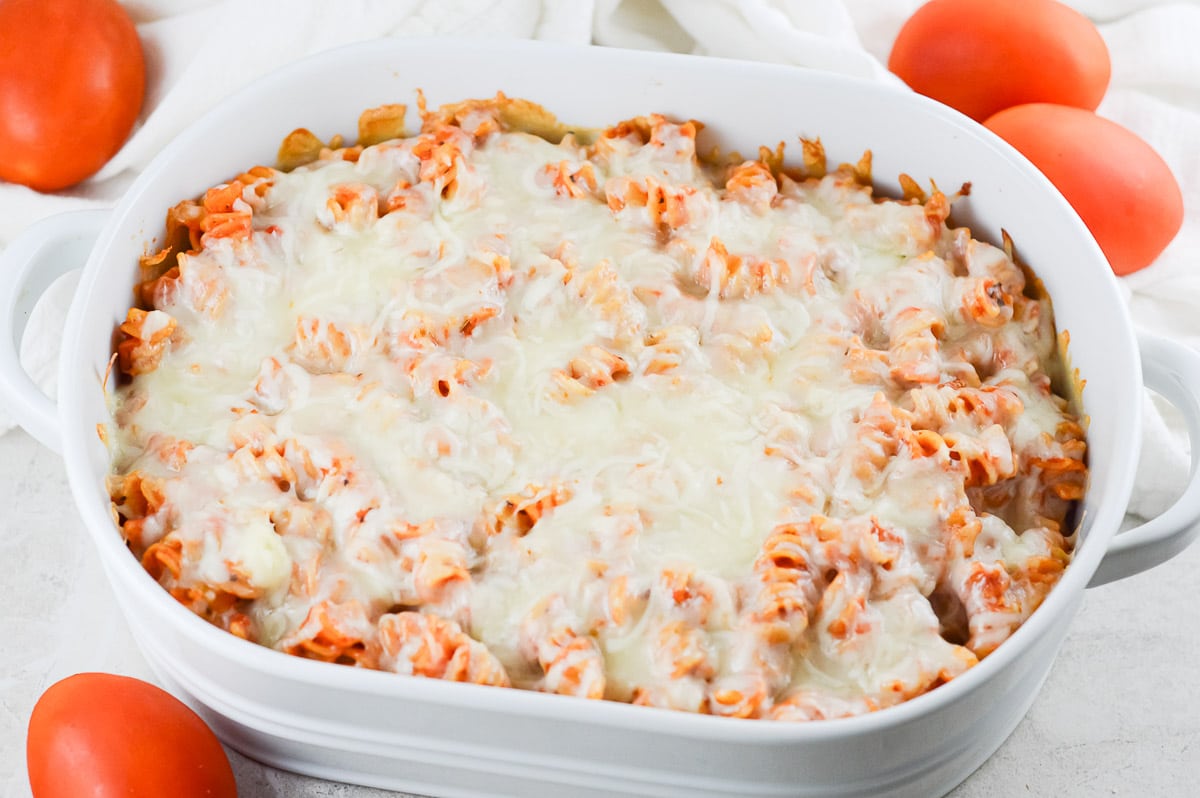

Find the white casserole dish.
xmin=3 ymin=38 xmax=1200 ymax=798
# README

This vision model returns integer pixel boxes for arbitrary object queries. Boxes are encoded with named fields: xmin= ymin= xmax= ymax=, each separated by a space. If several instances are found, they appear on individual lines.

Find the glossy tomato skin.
xmin=0 ymin=0 xmax=146 ymax=191
xmin=985 ymin=103 xmax=1184 ymax=276
xmin=888 ymin=0 xmax=1110 ymax=122
xmin=27 ymin=672 xmax=238 ymax=798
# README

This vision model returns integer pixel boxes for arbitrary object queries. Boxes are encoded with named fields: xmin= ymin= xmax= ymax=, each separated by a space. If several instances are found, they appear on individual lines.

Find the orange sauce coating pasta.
xmin=107 ymin=97 xmax=1084 ymax=719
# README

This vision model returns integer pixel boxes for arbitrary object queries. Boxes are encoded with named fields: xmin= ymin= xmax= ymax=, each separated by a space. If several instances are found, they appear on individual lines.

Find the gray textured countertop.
xmin=2 ymin=429 xmax=1197 ymax=797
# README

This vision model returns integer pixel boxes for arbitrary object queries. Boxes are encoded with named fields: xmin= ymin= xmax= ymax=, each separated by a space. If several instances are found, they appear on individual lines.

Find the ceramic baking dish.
xmin=3 ymin=38 xmax=1200 ymax=798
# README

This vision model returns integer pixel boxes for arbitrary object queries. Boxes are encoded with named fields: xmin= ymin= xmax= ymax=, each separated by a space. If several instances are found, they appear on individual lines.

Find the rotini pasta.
xmin=106 ymin=95 xmax=1085 ymax=722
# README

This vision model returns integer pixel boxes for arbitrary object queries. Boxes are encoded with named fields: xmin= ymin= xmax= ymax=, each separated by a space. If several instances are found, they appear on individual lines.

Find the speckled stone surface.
xmin=2 ymin=429 xmax=1197 ymax=798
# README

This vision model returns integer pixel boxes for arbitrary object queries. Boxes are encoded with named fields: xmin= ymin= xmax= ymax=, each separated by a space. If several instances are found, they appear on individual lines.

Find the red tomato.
xmin=0 ymin=0 xmax=146 ymax=191
xmin=888 ymin=0 xmax=1110 ymax=122
xmin=985 ymin=103 xmax=1184 ymax=276
xmin=26 ymin=672 xmax=238 ymax=798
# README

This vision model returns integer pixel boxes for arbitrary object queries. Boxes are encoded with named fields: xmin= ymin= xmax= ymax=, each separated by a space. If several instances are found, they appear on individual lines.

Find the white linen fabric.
xmin=0 ymin=6 xmax=1194 ymax=794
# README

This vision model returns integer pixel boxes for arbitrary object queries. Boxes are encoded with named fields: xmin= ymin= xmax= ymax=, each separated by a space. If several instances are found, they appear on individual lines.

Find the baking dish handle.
xmin=1090 ymin=332 xmax=1200 ymax=587
xmin=0 ymin=209 xmax=108 ymax=454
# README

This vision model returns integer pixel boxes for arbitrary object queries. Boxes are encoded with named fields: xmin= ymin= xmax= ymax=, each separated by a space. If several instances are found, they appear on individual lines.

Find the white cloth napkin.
xmin=0 ymin=0 xmax=1193 ymax=523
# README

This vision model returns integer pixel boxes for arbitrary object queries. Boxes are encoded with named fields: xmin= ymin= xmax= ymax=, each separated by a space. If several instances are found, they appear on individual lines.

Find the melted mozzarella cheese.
xmin=109 ymin=108 xmax=1083 ymax=719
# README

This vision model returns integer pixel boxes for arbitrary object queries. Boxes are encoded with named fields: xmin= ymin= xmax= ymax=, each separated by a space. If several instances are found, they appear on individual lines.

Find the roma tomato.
xmin=26 ymin=672 xmax=238 ymax=798
xmin=888 ymin=0 xmax=1110 ymax=122
xmin=0 ymin=0 xmax=146 ymax=191
xmin=985 ymin=103 xmax=1184 ymax=276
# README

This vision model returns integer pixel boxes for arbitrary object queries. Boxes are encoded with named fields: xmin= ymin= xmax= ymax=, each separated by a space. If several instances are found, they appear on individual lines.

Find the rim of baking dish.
xmin=59 ymin=37 xmax=1139 ymax=742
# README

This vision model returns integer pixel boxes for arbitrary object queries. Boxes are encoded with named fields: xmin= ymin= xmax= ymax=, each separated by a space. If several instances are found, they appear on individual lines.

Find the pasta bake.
xmin=106 ymin=96 xmax=1087 ymax=721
